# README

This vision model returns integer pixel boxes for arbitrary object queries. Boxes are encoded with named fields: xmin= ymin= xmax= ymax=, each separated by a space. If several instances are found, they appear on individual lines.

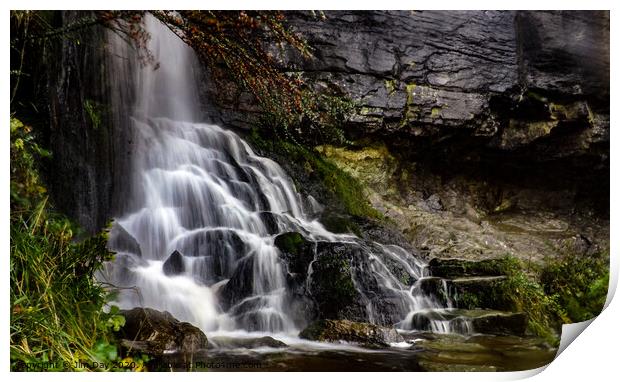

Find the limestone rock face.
xmin=204 ymin=11 xmax=609 ymax=161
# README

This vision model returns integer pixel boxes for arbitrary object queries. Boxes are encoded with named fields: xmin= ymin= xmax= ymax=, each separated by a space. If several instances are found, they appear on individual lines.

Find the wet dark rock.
xmin=208 ymin=336 xmax=288 ymax=349
xmin=258 ymin=211 xmax=281 ymax=234
xmin=472 ymin=312 xmax=528 ymax=336
xmin=415 ymin=277 xmax=451 ymax=306
xmin=286 ymin=293 xmax=318 ymax=329
xmin=274 ymin=232 xmax=315 ymax=275
xmin=428 ymin=257 xmax=510 ymax=278
xmin=177 ymin=229 xmax=245 ymax=258
xmin=320 ymin=212 xmax=362 ymax=235
xmin=175 ymin=229 xmax=246 ymax=280
xmin=233 ymin=310 xmax=290 ymax=333
xmin=450 ymin=276 xmax=514 ymax=311
xmin=162 ymin=250 xmax=185 ymax=276
xmin=219 ymin=255 xmax=255 ymax=308
xmin=299 ymin=319 xmax=403 ymax=348
xmin=118 ymin=308 xmax=208 ymax=355
xmin=308 ymin=242 xmax=367 ymax=321
xmin=107 ymin=223 xmax=142 ymax=256
xmin=408 ymin=309 xmax=527 ymax=336
xmin=302 ymin=239 xmax=419 ymax=325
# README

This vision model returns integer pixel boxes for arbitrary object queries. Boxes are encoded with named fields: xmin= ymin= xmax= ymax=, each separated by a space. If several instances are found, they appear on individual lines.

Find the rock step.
xmin=415 ymin=276 xmax=515 ymax=311
xmin=408 ymin=308 xmax=527 ymax=336
xmin=428 ymin=257 xmax=511 ymax=278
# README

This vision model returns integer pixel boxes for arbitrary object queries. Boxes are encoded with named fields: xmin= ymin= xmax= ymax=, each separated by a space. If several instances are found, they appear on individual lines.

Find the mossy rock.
xmin=450 ymin=276 xmax=516 ymax=311
xmin=320 ymin=212 xmax=361 ymax=235
xmin=409 ymin=309 xmax=527 ymax=336
xmin=308 ymin=242 xmax=366 ymax=320
xmin=246 ymin=130 xmax=380 ymax=220
xmin=274 ymin=232 xmax=315 ymax=274
xmin=299 ymin=319 xmax=403 ymax=348
xmin=428 ymin=257 xmax=516 ymax=278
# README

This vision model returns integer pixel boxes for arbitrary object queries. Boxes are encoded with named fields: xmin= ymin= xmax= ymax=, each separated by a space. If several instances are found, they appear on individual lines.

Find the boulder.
xmin=218 ymin=255 xmax=255 ymax=308
xmin=299 ymin=319 xmax=404 ymax=348
xmin=274 ymin=232 xmax=315 ymax=274
xmin=118 ymin=307 xmax=208 ymax=355
xmin=107 ymin=222 xmax=142 ymax=256
xmin=162 ymin=250 xmax=185 ymax=276
xmin=308 ymin=242 xmax=367 ymax=321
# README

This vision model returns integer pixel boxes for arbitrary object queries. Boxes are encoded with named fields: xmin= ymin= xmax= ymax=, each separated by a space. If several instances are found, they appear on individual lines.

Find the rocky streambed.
xmin=116 ymin=308 xmax=556 ymax=372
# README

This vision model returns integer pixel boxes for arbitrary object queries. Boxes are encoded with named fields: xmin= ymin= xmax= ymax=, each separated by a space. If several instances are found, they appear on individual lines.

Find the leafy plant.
xmin=151 ymin=10 xmax=353 ymax=145
xmin=541 ymin=250 xmax=609 ymax=323
xmin=10 ymin=117 xmax=129 ymax=371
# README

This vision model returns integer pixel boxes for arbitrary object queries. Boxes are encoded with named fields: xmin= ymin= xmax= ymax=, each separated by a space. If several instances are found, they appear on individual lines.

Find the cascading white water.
xmin=100 ymin=15 xmax=459 ymax=338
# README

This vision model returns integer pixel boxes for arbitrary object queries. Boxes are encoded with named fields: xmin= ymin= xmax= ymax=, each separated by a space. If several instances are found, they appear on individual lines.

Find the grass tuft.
xmin=10 ymin=117 xmax=139 ymax=371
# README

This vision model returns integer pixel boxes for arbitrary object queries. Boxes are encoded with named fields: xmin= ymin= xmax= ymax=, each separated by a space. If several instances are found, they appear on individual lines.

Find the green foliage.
xmin=541 ymin=250 xmax=609 ymax=323
xmin=496 ymin=262 xmax=564 ymax=344
xmin=84 ymin=99 xmax=102 ymax=130
xmin=248 ymin=129 xmax=380 ymax=219
xmin=260 ymin=90 xmax=355 ymax=146
xmin=151 ymin=11 xmax=353 ymax=145
xmin=451 ymin=253 xmax=609 ymax=346
xmin=10 ymin=117 xmax=131 ymax=371
xmin=10 ymin=118 xmax=50 ymax=211
xmin=448 ymin=256 xmax=562 ymax=344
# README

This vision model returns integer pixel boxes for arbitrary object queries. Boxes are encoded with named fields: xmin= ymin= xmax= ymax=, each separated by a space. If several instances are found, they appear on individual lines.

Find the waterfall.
xmin=100 ymin=15 xmax=456 ymax=338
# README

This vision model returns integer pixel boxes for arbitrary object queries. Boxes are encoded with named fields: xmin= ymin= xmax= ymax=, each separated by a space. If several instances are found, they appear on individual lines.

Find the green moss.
xmin=405 ymin=83 xmax=417 ymax=105
xmin=398 ymin=83 xmax=421 ymax=127
xmin=320 ymin=213 xmax=362 ymax=236
xmin=454 ymin=252 xmax=608 ymax=345
xmin=429 ymin=256 xmax=521 ymax=278
xmin=384 ymin=79 xmax=396 ymax=95
xmin=84 ymin=99 xmax=103 ymax=130
xmin=359 ymin=106 xmax=382 ymax=116
xmin=248 ymin=129 xmax=381 ymax=219
xmin=442 ymin=255 xmax=563 ymax=344
xmin=548 ymin=102 xmax=584 ymax=121
xmin=311 ymin=255 xmax=357 ymax=314
xmin=431 ymin=107 xmax=441 ymax=118
xmin=456 ymin=291 xmax=480 ymax=309
xmin=274 ymin=232 xmax=306 ymax=255
xmin=540 ymin=250 xmax=609 ymax=323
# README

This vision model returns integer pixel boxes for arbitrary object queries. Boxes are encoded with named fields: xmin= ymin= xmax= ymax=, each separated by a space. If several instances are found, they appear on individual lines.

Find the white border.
xmin=2 ymin=1 xmax=616 ymax=381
